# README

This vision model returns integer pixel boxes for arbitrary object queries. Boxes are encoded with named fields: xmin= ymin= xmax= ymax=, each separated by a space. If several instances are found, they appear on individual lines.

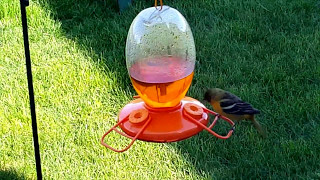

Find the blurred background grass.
xmin=0 ymin=0 xmax=319 ymax=179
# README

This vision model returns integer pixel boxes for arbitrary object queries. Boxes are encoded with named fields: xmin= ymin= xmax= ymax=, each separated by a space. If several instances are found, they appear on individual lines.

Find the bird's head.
xmin=204 ymin=88 xmax=225 ymax=102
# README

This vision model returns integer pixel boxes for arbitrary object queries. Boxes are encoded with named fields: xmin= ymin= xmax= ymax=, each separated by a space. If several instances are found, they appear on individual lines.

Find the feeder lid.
xmin=126 ymin=6 xmax=196 ymax=83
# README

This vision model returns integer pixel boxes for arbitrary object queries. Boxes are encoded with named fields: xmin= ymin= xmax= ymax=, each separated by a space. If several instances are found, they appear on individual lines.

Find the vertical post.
xmin=19 ymin=0 xmax=42 ymax=179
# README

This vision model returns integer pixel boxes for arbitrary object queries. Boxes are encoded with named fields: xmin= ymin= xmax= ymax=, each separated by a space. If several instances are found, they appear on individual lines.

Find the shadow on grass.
xmin=0 ymin=169 xmax=26 ymax=180
xmin=37 ymin=0 xmax=320 ymax=179
xmin=36 ymin=0 xmax=225 ymax=177
xmin=37 ymin=0 xmax=151 ymax=97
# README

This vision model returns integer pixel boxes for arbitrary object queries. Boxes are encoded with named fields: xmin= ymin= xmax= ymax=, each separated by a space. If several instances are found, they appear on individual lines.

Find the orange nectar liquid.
xmin=129 ymin=57 xmax=194 ymax=108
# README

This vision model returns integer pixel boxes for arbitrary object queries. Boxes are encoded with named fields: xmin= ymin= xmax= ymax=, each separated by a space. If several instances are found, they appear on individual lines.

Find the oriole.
xmin=204 ymin=88 xmax=266 ymax=137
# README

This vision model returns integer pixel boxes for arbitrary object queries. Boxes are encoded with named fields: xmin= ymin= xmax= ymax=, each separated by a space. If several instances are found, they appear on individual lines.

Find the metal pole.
xmin=19 ymin=0 xmax=42 ymax=179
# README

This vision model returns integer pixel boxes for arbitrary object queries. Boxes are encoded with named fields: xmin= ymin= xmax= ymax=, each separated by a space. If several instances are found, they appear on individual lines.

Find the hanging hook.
xmin=154 ymin=0 xmax=163 ymax=11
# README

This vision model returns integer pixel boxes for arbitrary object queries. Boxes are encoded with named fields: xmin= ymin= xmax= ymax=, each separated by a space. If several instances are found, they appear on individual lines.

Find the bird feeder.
xmin=101 ymin=5 xmax=235 ymax=152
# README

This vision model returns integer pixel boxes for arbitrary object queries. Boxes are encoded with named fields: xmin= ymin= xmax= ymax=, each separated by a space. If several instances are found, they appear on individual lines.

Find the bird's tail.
xmin=248 ymin=115 xmax=266 ymax=138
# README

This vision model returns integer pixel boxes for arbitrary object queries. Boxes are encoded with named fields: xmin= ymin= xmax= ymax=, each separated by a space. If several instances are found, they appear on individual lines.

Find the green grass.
xmin=1 ymin=0 xmax=320 ymax=179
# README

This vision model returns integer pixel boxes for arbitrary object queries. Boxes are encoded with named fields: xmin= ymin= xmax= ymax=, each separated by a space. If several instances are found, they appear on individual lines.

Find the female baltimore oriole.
xmin=204 ymin=88 xmax=266 ymax=137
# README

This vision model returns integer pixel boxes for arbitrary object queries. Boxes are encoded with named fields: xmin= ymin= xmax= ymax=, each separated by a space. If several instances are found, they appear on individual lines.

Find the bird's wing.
xmin=220 ymin=92 xmax=260 ymax=115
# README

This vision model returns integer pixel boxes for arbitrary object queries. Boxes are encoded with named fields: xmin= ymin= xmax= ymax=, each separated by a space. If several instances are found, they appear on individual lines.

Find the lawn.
xmin=1 ymin=0 xmax=320 ymax=179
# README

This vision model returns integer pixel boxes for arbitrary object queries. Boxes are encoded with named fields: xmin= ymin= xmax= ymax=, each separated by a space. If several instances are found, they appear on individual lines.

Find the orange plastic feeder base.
xmin=101 ymin=96 xmax=235 ymax=152
xmin=119 ymin=97 xmax=208 ymax=142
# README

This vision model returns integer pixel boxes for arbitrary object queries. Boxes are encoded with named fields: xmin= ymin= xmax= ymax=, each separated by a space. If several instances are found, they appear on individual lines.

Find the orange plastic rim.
xmin=118 ymin=97 xmax=208 ymax=142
